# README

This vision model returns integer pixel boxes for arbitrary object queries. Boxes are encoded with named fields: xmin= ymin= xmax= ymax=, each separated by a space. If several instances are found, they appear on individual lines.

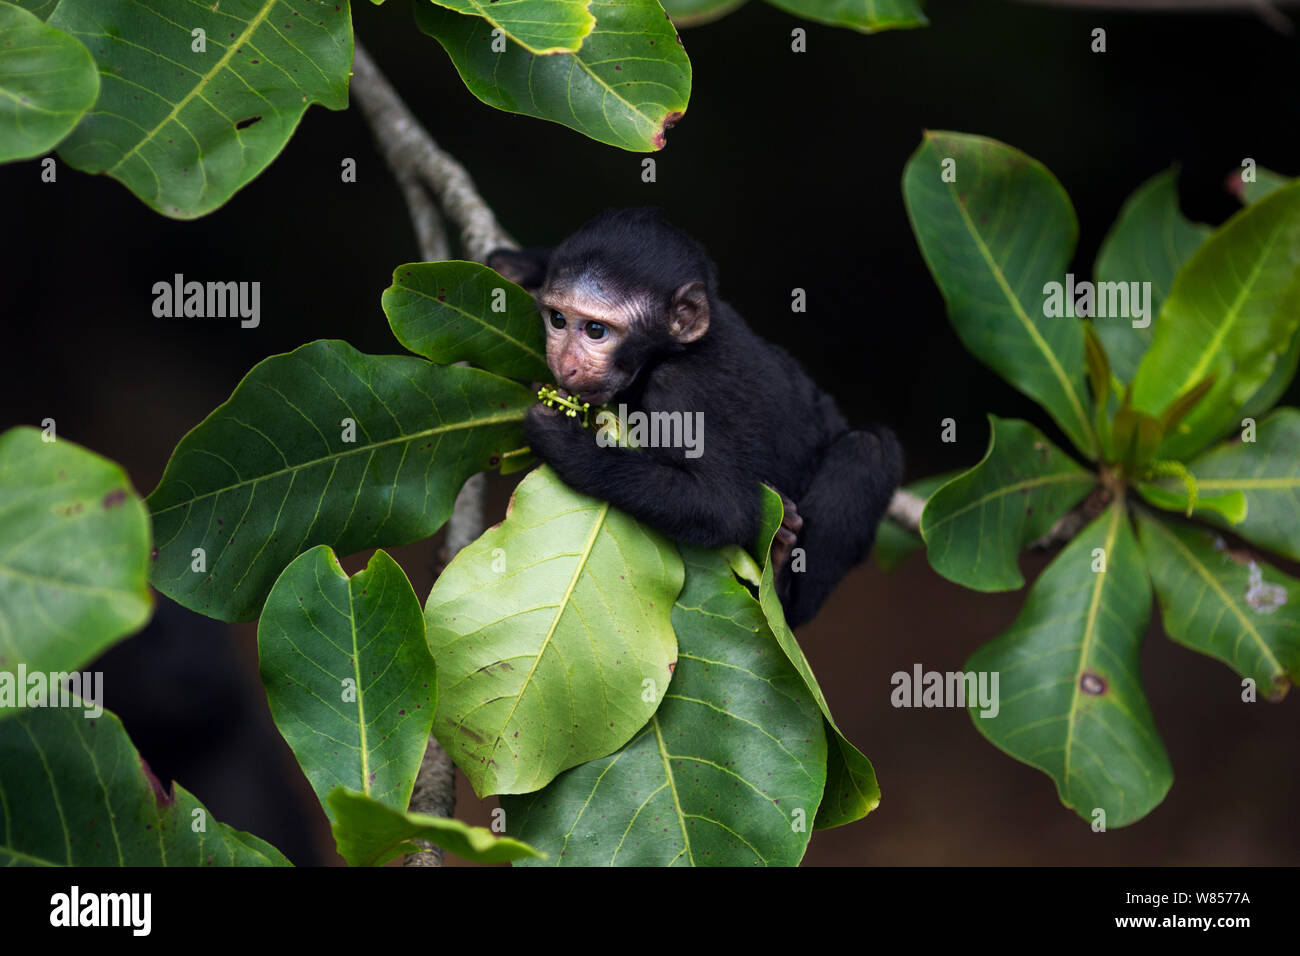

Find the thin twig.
xmin=350 ymin=41 xmax=515 ymax=262
xmin=351 ymin=38 xmax=516 ymax=867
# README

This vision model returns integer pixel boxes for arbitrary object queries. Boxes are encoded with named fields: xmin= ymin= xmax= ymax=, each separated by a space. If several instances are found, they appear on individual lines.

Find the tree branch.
xmin=351 ymin=38 xmax=516 ymax=867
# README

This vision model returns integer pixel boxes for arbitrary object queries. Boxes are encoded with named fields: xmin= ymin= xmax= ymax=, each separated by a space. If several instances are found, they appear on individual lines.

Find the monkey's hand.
xmin=771 ymin=492 xmax=803 ymax=576
xmin=524 ymin=401 xmax=592 ymax=466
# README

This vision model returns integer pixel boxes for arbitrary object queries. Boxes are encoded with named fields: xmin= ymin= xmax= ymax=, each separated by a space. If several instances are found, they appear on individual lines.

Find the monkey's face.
xmin=537 ymin=276 xmax=650 ymax=405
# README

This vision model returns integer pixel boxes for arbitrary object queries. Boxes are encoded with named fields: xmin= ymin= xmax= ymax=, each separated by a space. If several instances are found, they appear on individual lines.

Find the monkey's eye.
xmin=549 ymin=311 xmax=566 ymax=329
xmin=585 ymin=321 xmax=607 ymax=340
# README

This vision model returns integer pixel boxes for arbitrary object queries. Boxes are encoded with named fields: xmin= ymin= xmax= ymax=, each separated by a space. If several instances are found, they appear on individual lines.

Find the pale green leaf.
xmin=424 ymin=466 xmax=681 ymax=796
xmin=1131 ymin=181 xmax=1300 ymax=460
xmin=503 ymin=546 xmax=826 ymax=866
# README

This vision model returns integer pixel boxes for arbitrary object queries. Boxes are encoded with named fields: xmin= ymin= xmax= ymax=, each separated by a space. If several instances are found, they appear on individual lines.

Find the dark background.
xmin=2 ymin=0 xmax=1298 ymax=865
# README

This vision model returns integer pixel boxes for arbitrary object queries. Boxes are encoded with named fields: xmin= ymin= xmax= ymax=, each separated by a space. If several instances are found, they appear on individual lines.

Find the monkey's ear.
xmin=668 ymin=281 xmax=710 ymax=343
xmin=487 ymin=247 xmax=552 ymax=291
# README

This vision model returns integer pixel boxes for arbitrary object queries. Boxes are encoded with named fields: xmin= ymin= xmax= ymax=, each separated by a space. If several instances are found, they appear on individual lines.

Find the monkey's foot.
xmin=770 ymin=493 xmax=803 ymax=573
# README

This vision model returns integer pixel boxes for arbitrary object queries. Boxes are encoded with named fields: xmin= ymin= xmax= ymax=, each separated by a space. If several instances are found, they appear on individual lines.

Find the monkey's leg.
xmin=778 ymin=427 xmax=902 ymax=628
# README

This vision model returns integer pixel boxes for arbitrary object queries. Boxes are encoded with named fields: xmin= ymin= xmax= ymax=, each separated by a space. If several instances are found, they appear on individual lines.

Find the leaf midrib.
xmin=1143 ymin=516 xmax=1284 ymax=678
xmin=105 ymin=0 xmax=277 ymax=176
xmin=923 ymin=472 xmax=1095 ymax=535
xmin=1062 ymin=503 xmax=1121 ymax=792
xmin=149 ymin=407 xmax=524 ymax=517
xmin=936 ymin=143 xmax=1095 ymax=453
xmin=489 ymin=499 xmax=610 ymax=782
xmin=1167 ymin=212 xmax=1289 ymax=399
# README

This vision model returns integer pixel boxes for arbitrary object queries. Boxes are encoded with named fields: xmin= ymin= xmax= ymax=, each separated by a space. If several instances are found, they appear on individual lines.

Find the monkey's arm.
xmin=525 ymin=406 xmax=759 ymax=548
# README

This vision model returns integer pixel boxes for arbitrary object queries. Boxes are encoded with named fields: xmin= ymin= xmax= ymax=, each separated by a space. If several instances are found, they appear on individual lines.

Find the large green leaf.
xmin=1186 ymin=408 xmax=1300 ymax=561
xmin=425 ymin=466 xmax=681 ymax=797
xmin=1131 ymin=182 xmax=1300 ymax=460
xmin=416 ymin=0 xmax=691 ymax=152
xmin=0 ymin=2 xmax=98 ymax=163
xmin=765 ymin=0 xmax=926 ymax=32
xmin=1093 ymin=169 xmax=1211 ymax=383
xmin=754 ymin=486 xmax=878 ymax=829
xmin=0 ymin=427 xmax=152 ymax=676
xmin=426 ymin=0 xmax=594 ymax=54
xmin=921 ymin=417 xmax=1096 ymax=591
xmin=147 ymin=339 xmax=532 ymax=622
xmin=0 ymin=706 xmax=289 ymax=865
xmin=382 ymin=260 xmax=550 ymax=382
xmin=1138 ymin=513 xmax=1297 ymax=702
xmin=328 ymin=786 xmax=541 ymax=865
xmin=47 ymin=0 xmax=352 ymax=218
xmin=259 ymin=547 xmax=435 ymax=819
xmin=904 ymin=131 xmax=1096 ymax=457
xmin=967 ymin=502 xmax=1172 ymax=827
xmin=503 ymin=546 xmax=826 ymax=866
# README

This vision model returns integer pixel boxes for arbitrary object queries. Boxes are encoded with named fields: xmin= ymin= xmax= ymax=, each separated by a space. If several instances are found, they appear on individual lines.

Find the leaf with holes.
xmin=1093 ymin=168 xmax=1211 ymax=383
xmin=503 ymin=546 xmax=826 ymax=866
xmin=383 ymin=260 xmax=549 ymax=382
xmin=765 ymin=0 xmax=926 ymax=32
xmin=967 ymin=503 xmax=1172 ymax=828
xmin=146 ymin=339 xmax=532 ymax=622
xmin=425 ymin=0 xmax=595 ymax=54
xmin=415 ymin=0 xmax=690 ymax=152
xmin=46 ymin=0 xmax=352 ymax=218
xmin=1138 ymin=512 xmax=1297 ymax=702
xmin=1184 ymin=408 xmax=1300 ymax=562
xmin=1131 ymin=182 xmax=1300 ymax=460
xmin=424 ymin=466 xmax=681 ymax=796
xmin=921 ymin=417 xmax=1096 ymax=591
xmin=328 ymin=786 xmax=541 ymax=865
xmin=0 ymin=2 xmax=99 ymax=163
xmin=258 ymin=547 xmax=435 ymax=819
xmin=754 ymin=486 xmax=878 ymax=829
xmin=0 ymin=706 xmax=289 ymax=865
xmin=904 ymin=132 xmax=1096 ymax=457
xmin=0 ymin=427 xmax=152 ymax=678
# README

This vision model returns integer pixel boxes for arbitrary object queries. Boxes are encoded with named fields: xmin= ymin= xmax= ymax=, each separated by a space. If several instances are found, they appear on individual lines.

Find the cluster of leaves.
xmin=0 ymin=257 xmax=878 ymax=866
xmin=887 ymin=131 xmax=1300 ymax=827
xmin=0 ymin=0 xmax=922 ymax=218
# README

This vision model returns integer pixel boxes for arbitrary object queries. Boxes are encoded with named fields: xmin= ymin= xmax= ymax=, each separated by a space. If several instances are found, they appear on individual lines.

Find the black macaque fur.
xmin=489 ymin=208 xmax=903 ymax=627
